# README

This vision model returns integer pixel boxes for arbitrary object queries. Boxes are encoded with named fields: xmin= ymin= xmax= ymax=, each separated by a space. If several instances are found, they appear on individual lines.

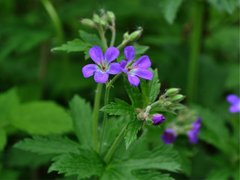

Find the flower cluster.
xmin=82 ymin=46 xmax=153 ymax=86
xmin=226 ymin=94 xmax=240 ymax=113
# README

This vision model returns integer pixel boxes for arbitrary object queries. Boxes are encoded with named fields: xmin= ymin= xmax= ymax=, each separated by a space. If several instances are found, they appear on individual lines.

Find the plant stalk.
xmin=92 ymin=84 xmax=103 ymax=152
xmin=100 ymin=74 xmax=121 ymax=153
xmin=187 ymin=1 xmax=204 ymax=103
xmin=104 ymin=124 xmax=127 ymax=163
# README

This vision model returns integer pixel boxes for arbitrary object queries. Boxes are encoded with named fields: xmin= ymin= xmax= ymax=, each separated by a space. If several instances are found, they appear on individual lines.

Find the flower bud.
xmin=107 ymin=11 xmax=115 ymax=21
xmin=93 ymin=14 xmax=101 ymax=23
xmin=152 ymin=114 xmax=165 ymax=125
xmin=170 ymin=94 xmax=185 ymax=102
xmin=80 ymin=18 xmax=96 ymax=28
xmin=129 ymin=28 xmax=143 ymax=41
xmin=165 ymin=88 xmax=180 ymax=97
xmin=123 ymin=32 xmax=130 ymax=40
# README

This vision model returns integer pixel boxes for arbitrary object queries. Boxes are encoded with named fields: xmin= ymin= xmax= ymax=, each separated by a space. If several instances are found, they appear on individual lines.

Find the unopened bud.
xmin=165 ymin=88 xmax=180 ymax=97
xmin=129 ymin=28 xmax=143 ymax=41
xmin=93 ymin=14 xmax=101 ymax=23
xmin=152 ymin=114 xmax=165 ymax=125
xmin=80 ymin=19 xmax=96 ymax=28
xmin=171 ymin=94 xmax=185 ymax=102
xmin=123 ymin=32 xmax=130 ymax=40
xmin=107 ymin=11 xmax=115 ymax=21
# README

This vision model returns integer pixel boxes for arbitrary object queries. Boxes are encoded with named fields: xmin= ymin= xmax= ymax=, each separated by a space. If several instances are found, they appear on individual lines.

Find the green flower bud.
xmin=170 ymin=94 xmax=185 ymax=102
xmin=107 ymin=11 xmax=115 ymax=21
xmin=123 ymin=32 xmax=130 ymax=40
xmin=129 ymin=28 xmax=143 ymax=41
xmin=80 ymin=18 xmax=96 ymax=28
xmin=93 ymin=14 xmax=101 ymax=24
xmin=165 ymin=88 xmax=180 ymax=97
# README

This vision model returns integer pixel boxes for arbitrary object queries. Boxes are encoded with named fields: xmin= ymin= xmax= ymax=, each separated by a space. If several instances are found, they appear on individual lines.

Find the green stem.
xmin=187 ymin=1 xmax=204 ymax=103
xmin=104 ymin=124 xmax=127 ymax=163
xmin=40 ymin=0 xmax=64 ymax=43
xmin=100 ymin=74 xmax=121 ymax=153
xmin=92 ymin=84 xmax=103 ymax=152
xmin=98 ymin=26 xmax=108 ymax=50
xmin=117 ymin=40 xmax=128 ymax=50
xmin=110 ymin=20 xmax=116 ymax=46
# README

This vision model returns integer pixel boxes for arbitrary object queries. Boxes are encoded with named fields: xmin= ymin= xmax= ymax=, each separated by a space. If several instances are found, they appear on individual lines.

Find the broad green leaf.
xmin=49 ymin=148 xmax=105 ymax=178
xmin=133 ymin=170 xmax=174 ymax=180
xmin=14 ymin=136 xmax=80 ymax=155
xmin=208 ymin=0 xmax=238 ymax=14
xmin=79 ymin=30 xmax=102 ymax=46
xmin=194 ymin=106 xmax=232 ymax=154
xmin=69 ymin=95 xmax=92 ymax=146
xmin=161 ymin=0 xmax=183 ymax=24
xmin=0 ymin=129 xmax=7 ymax=151
xmin=51 ymin=39 xmax=88 ymax=53
xmin=11 ymin=101 xmax=72 ymax=135
xmin=6 ymin=148 xmax=52 ymax=168
xmin=124 ymin=78 xmax=143 ymax=108
xmin=0 ymin=88 xmax=20 ymax=128
xmin=103 ymin=137 xmax=180 ymax=179
xmin=124 ymin=120 xmax=143 ymax=149
xmin=134 ymin=44 xmax=149 ymax=55
xmin=101 ymin=99 xmax=134 ymax=116
xmin=141 ymin=69 xmax=161 ymax=105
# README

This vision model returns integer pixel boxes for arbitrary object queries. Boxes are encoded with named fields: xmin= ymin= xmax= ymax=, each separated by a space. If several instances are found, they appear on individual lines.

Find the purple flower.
xmin=120 ymin=46 xmax=153 ymax=86
xmin=82 ymin=46 xmax=121 ymax=83
xmin=226 ymin=94 xmax=240 ymax=113
xmin=152 ymin=114 xmax=165 ymax=125
xmin=187 ymin=118 xmax=201 ymax=144
xmin=162 ymin=129 xmax=177 ymax=144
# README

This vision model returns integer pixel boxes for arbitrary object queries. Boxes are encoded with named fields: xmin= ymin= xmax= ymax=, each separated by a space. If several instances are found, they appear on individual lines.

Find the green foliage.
xmin=101 ymin=99 xmax=134 ymax=116
xmin=0 ymin=88 xmax=20 ymax=128
xmin=51 ymin=39 xmax=88 ymax=53
xmin=141 ymin=69 xmax=161 ymax=105
xmin=49 ymin=148 xmax=105 ymax=178
xmin=124 ymin=78 xmax=143 ymax=108
xmin=161 ymin=0 xmax=183 ymax=24
xmin=208 ymin=0 xmax=239 ymax=14
xmin=14 ymin=136 xmax=80 ymax=155
xmin=11 ymin=101 xmax=72 ymax=135
xmin=69 ymin=95 xmax=92 ymax=146
xmin=0 ymin=129 xmax=7 ymax=151
xmin=103 ymin=136 xmax=180 ymax=179
xmin=124 ymin=120 xmax=143 ymax=149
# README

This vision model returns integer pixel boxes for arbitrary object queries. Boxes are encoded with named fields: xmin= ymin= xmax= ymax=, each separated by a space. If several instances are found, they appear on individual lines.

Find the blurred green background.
xmin=0 ymin=0 xmax=239 ymax=179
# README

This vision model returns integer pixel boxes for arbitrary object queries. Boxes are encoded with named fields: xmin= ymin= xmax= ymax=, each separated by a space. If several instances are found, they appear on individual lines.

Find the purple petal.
xmin=89 ymin=46 xmax=103 ymax=64
xmin=82 ymin=64 xmax=97 ymax=78
xmin=94 ymin=70 xmax=109 ymax=83
xmin=187 ymin=130 xmax=199 ymax=144
xmin=108 ymin=63 xmax=122 ymax=75
xmin=105 ymin=47 xmax=120 ymax=63
xmin=134 ymin=68 xmax=153 ymax=80
xmin=124 ymin=46 xmax=135 ymax=61
xmin=229 ymin=104 xmax=240 ymax=113
xmin=227 ymin=94 xmax=239 ymax=104
xmin=128 ymin=75 xmax=140 ymax=86
xmin=133 ymin=55 xmax=151 ymax=68
xmin=162 ymin=129 xmax=177 ymax=144
xmin=120 ymin=60 xmax=127 ymax=68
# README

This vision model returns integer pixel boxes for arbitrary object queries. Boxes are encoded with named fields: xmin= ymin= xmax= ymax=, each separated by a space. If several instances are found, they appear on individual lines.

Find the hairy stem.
xmin=110 ymin=20 xmax=116 ymax=46
xmin=187 ymin=1 xmax=204 ymax=103
xmin=100 ymin=74 xmax=121 ymax=153
xmin=104 ymin=124 xmax=127 ymax=163
xmin=98 ymin=26 xmax=108 ymax=50
xmin=92 ymin=84 xmax=103 ymax=152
